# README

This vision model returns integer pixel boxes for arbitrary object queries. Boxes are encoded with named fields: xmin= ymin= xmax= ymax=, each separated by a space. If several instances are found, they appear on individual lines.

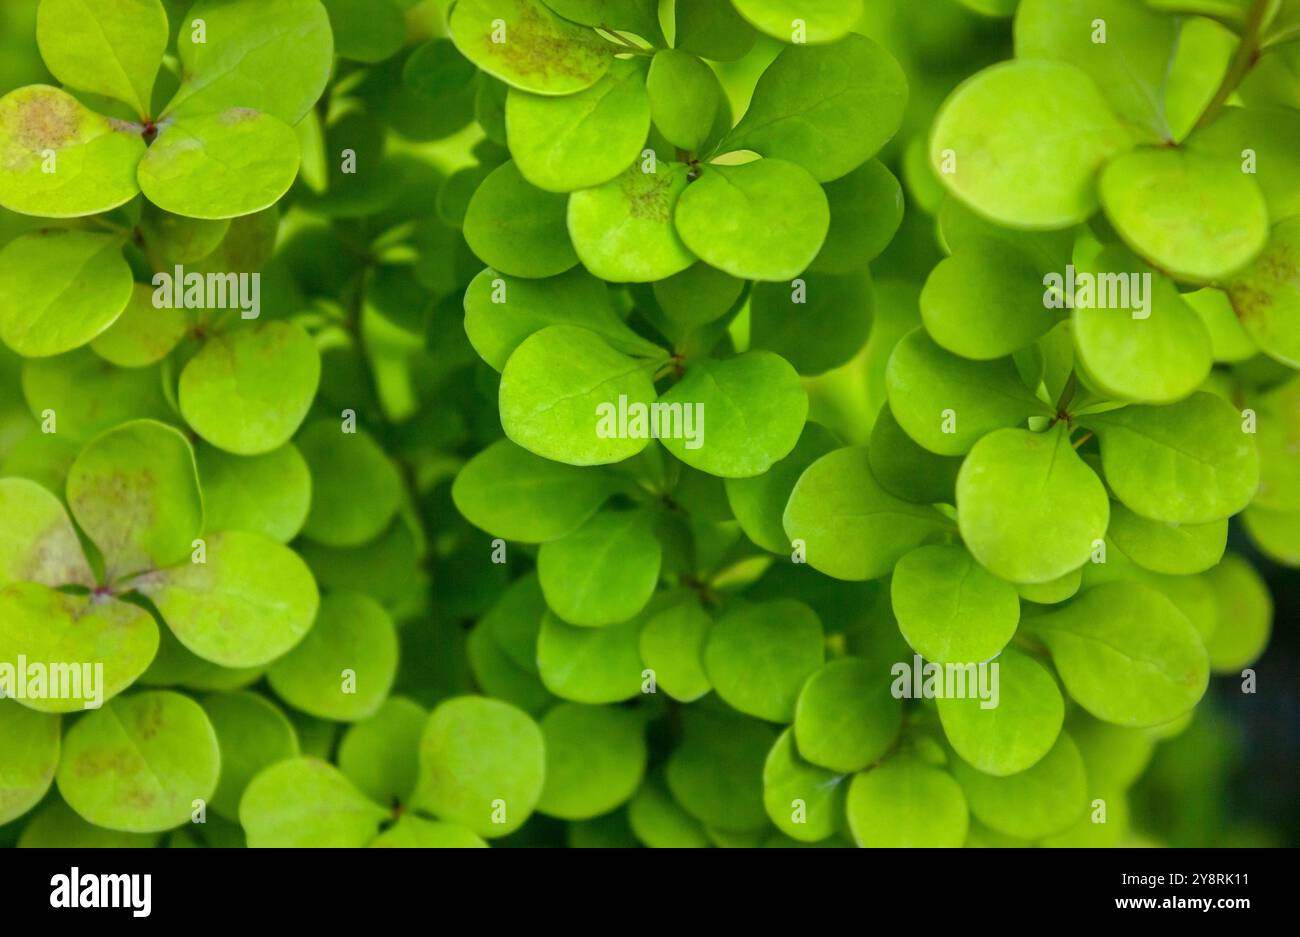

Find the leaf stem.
xmin=1193 ymin=0 xmax=1270 ymax=132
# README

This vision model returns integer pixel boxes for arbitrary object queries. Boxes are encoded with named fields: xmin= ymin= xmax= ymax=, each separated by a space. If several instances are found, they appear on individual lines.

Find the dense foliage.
xmin=0 ymin=0 xmax=1294 ymax=848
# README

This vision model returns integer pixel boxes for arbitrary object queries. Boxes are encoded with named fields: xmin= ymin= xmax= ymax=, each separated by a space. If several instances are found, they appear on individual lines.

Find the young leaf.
xmin=537 ymin=702 xmax=646 ymax=819
xmin=846 ymin=755 xmax=969 ymax=848
xmin=240 ymin=757 xmax=388 ymax=847
xmin=0 ymin=702 xmax=60 ymax=825
xmin=196 ymin=443 xmax=313 ymax=544
xmin=36 ymin=0 xmax=168 ymax=117
xmin=891 ymin=544 xmax=1020 ymax=664
xmin=536 ymin=609 xmax=644 ymax=703
xmin=749 ymin=271 xmax=874 ymax=376
xmin=730 ymin=0 xmax=864 ymax=44
xmin=703 ymin=599 xmax=824 ymax=723
xmin=811 ymin=159 xmax=903 ymax=274
xmin=950 ymin=731 xmax=1087 ymax=839
xmin=464 ymin=160 xmax=579 ymax=278
xmin=538 ymin=509 xmax=661 ymax=627
xmin=200 ymin=690 xmax=299 ymax=820
xmin=1227 ymin=216 xmax=1300 ymax=368
xmin=646 ymin=50 xmax=722 ymax=153
xmin=337 ymin=696 xmax=427 ymax=808
xmin=637 ymin=596 xmax=713 ymax=702
xmin=90 ymin=283 xmax=188 ymax=368
xmin=1108 ymin=502 xmax=1227 ymax=575
xmin=297 ymin=420 xmax=403 ymax=548
xmin=725 ymin=421 xmax=840 ymax=553
xmin=0 ymin=477 xmax=94 ymax=588
xmin=793 ymin=657 xmax=902 ymax=774
xmin=763 ymin=727 xmax=845 ymax=842
xmin=666 ymin=707 xmax=775 ymax=833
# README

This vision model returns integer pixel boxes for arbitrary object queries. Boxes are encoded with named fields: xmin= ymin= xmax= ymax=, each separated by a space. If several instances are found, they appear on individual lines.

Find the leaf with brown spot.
xmin=0 ymin=477 xmax=94 ymax=589
xmin=1228 ymin=217 xmax=1300 ymax=368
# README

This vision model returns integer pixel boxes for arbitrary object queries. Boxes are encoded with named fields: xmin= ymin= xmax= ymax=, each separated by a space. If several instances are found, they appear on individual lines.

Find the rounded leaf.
xmin=567 ymin=162 xmax=696 ymax=282
xmin=846 ymin=756 xmax=969 ymax=848
xmin=200 ymin=690 xmax=298 ymax=820
xmin=37 ymin=0 xmax=168 ymax=116
xmin=951 ymin=731 xmax=1087 ymax=839
xmin=537 ymin=610 xmax=643 ymax=703
xmin=538 ymin=509 xmax=661 ymax=627
xmin=703 ymin=599 xmax=825 ymax=723
xmin=637 ymin=597 xmax=713 ymax=702
xmin=537 ymin=703 xmax=646 ymax=819
xmin=793 ymin=657 xmax=902 ymax=774
xmin=731 ymin=0 xmax=864 ymax=44
xmin=0 ymin=477 xmax=93 ymax=588
xmin=298 ymin=420 xmax=403 ymax=548
xmin=464 ymin=160 xmax=578 ymax=278
xmin=891 ymin=544 xmax=1020 ymax=663
xmin=0 ymin=703 xmax=60 ymax=825
xmin=762 ymin=728 xmax=845 ymax=842
xmin=196 ymin=443 xmax=313 ymax=543
xmin=240 ymin=757 xmax=388 ymax=847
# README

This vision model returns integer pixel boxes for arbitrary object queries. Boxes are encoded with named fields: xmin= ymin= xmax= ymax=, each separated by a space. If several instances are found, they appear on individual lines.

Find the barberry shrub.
xmin=0 ymin=0 xmax=1293 ymax=848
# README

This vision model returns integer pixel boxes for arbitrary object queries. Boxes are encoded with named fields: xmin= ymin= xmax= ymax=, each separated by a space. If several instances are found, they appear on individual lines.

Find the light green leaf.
xmin=66 ymin=419 xmax=203 ymax=579
xmin=167 ymin=0 xmax=334 ymax=124
xmin=957 ymin=425 xmax=1110 ymax=584
xmin=674 ymin=0 xmax=756 ymax=61
xmin=0 ymin=477 xmax=93 ymax=588
xmin=17 ymin=800 xmax=161 ymax=848
xmin=846 ymin=755 xmax=969 ymax=848
xmin=951 ymin=731 xmax=1087 ymax=839
xmin=1203 ymin=554 xmax=1271 ymax=672
xmin=196 ymin=443 xmax=312 ymax=544
xmin=1108 ymin=501 xmax=1227 ymax=575
xmin=811 ymin=159 xmax=903 ymax=273
xmin=447 ymin=0 xmax=612 ymax=96
xmin=482 ymin=573 xmax=546 ymax=674
xmin=647 ymin=50 xmax=722 ymax=153
xmin=200 ymin=690 xmax=298 ymax=820
xmin=0 ymin=702 xmax=60 ymax=825
xmin=139 ymin=109 xmax=301 ymax=220
xmin=338 ymin=696 xmax=427 ymax=807
xmin=1243 ymin=504 xmax=1300 ymax=566
xmin=0 ymin=230 xmax=132 ymax=358
xmin=91 ymin=283 xmax=188 ymax=368
xmin=763 ymin=727 xmax=845 ymax=842
xmin=537 ymin=609 xmax=644 ymax=703
xmin=1083 ymin=393 xmax=1259 ymax=524
xmin=538 ymin=509 xmax=661 ymax=626
xmin=866 ymin=402 xmax=961 ymax=505
xmin=703 ymin=599 xmax=824 ymax=722
xmin=414 ymin=695 xmax=545 ymax=837
xmin=723 ymin=34 xmax=904 ymax=181
xmin=666 ymin=707 xmax=775 ymax=832
xmin=1099 ymin=147 xmax=1268 ymax=282
xmin=568 ymin=162 xmax=696 ymax=282
xmin=136 ymin=530 xmax=320 ymax=669
xmin=21 ymin=350 xmax=171 ymax=445
xmin=323 ymin=0 xmax=406 ymax=63
xmin=793 ymin=657 xmax=902 ymax=774
xmin=298 ymin=420 xmax=404 ymax=548
xmin=783 ymin=446 xmax=951 ymax=580
xmin=538 ymin=703 xmax=646 ymax=819
xmin=240 ymin=757 xmax=388 ymax=847
xmin=891 ymin=544 xmax=1020 ymax=663
xmin=637 ymin=596 xmax=713 ymax=702
xmin=653 ymin=262 xmax=746 ymax=328
xmin=0 ymin=85 xmax=145 ymax=218
xmin=730 ymin=0 xmax=864 ymax=44
xmin=658 ymin=351 xmax=807 ymax=478
xmin=507 ymin=58 xmax=649 ymax=192
xmin=1190 ymin=105 xmax=1300 ymax=221
xmin=464 ymin=160 xmax=578 ymax=278
xmin=930 ymin=60 xmax=1134 ymax=229
xmin=1227 ymin=216 xmax=1300 ymax=368
xmin=1030 ymin=581 xmax=1209 ymax=726
xmin=267 ymin=592 xmax=397 ymax=722
xmin=37 ymin=0 xmax=168 ymax=116
xmin=369 ymin=816 xmax=488 ymax=848
xmin=499 ymin=324 xmax=661 ymax=465
xmin=57 ymin=690 xmax=220 ymax=832
xmin=675 ymin=158 xmax=829 ymax=281
xmin=725 ymin=421 xmax=839 ymax=553
xmin=179 ymin=321 xmax=320 ymax=456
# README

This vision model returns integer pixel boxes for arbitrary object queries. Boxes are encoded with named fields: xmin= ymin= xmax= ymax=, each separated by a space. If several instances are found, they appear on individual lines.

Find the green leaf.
xmin=507 ymin=59 xmax=650 ymax=193
xmin=666 ymin=707 xmax=775 ymax=832
xmin=950 ymin=731 xmax=1086 ymax=839
xmin=464 ymin=266 xmax=662 ymax=371
xmin=0 ymin=702 xmax=60 ymax=825
xmin=658 ymin=351 xmax=807 ymax=477
xmin=763 ymin=727 xmax=845 ymax=842
xmin=168 ymin=0 xmax=334 ymax=124
xmin=885 ymin=328 xmax=1049 ymax=456
xmin=322 ymin=0 xmax=406 ymax=63
xmin=1190 ymin=106 xmax=1300 ymax=222
xmin=637 ymin=596 xmax=713 ymax=702
xmin=957 ymin=425 xmax=1110 ymax=584
xmin=20 ymin=350 xmax=170 ymax=445
xmin=653 ymin=262 xmax=746 ymax=328
xmin=240 ymin=757 xmax=388 ymax=847
xmin=0 ymin=85 xmax=145 ymax=218
xmin=1203 ymin=554 xmax=1271 ymax=672
xmin=1099 ymin=147 xmax=1268 ymax=282
xmin=1013 ymin=0 xmax=1178 ymax=139
xmin=90 ymin=283 xmax=187 ymax=368
xmin=1255 ymin=377 xmax=1300 ymax=511
xmin=702 ymin=599 xmax=824 ymax=722
xmin=467 ymin=619 xmax=553 ymax=715
xmin=537 ymin=702 xmax=646 ymax=819
xmin=811 ymin=159 xmax=903 ymax=273
xmin=891 ymin=544 xmax=1020 ymax=663
xmin=628 ymin=775 xmax=709 ymax=847
xmin=538 ymin=509 xmax=661 ymax=626
xmin=749 ymin=271 xmax=873 ymax=376
xmin=139 ymin=109 xmax=301 ymax=220
xmin=454 ymin=438 xmax=613 ymax=543
xmin=37 ymin=0 xmax=168 ymax=116
xmin=464 ymin=160 xmax=579 ymax=277
xmin=725 ymin=421 xmax=839 ymax=553
xmin=922 ymin=242 xmax=1061 ymax=360
xmin=17 ymin=800 xmax=160 ymax=848
xmin=0 ymin=477 xmax=93 ymax=588
xmin=1108 ymin=502 xmax=1227 ymax=575
xmin=298 ymin=420 xmax=404 ymax=547
xmin=499 ymin=324 xmax=660 ymax=465
xmin=414 ymin=695 xmax=545 ymax=837
xmin=267 ymin=591 xmax=398 ymax=721
xmin=537 ymin=609 xmax=644 ymax=702
xmin=866 ymin=403 xmax=961 ymax=505
xmin=846 ymin=755 xmax=969 ymax=848
xmin=1243 ymin=504 xmax=1300 ymax=565
xmin=723 ymin=34 xmax=904 ymax=182
xmin=675 ymin=159 xmax=829 ymax=281
xmin=1071 ymin=247 xmax=1213 ymax=404
xmin=1227 ymin=216 xmax=1300 ymax=368
xmin=0 ymin=230 xmax=132 ymax=358
xmin=730 ymin=0 xmax=864 ymax=44
xmin=930 ymin=60 xmax=1134 ymax=229
xmin=674 ymin=0 xmax=755 ymax=61
xmin=1083 ymin=393 xmax=1259 ymax=524
xmin=200 ymin=690 xmax=298 ymax=820
xmin=57 ymin=690 xmax=220 ymax=832
xmin=136 ymin=530 xmax=320 ymax=669
xmin=568 ymin=161 xmax=697 ymax=282
xmin=447 ymin=0 xmax=612 ymax=95
xmin=482 ymin=573 xmax=546 ymax=674
xmin=783 ymin=446 xmax=951 ymax=580
xmin=196 ymin=443 xmax=312 ymax=544
xmin=938 ymin=646 xmax=1063 ymax=777
xmin=793 ymin=657 xmax=902 ymax=774
xmin=1029 ymin=582 xmax=1210 ymax=726
xmin=338 ymin=696 xmax=427 ymax=807
xmin=370 ymin=816 xmax=488 ymax=848
xmin=66 ymin=419 xmax=203 ymax=579
xmin=647 ymin=50 xmax=722 ymax=153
